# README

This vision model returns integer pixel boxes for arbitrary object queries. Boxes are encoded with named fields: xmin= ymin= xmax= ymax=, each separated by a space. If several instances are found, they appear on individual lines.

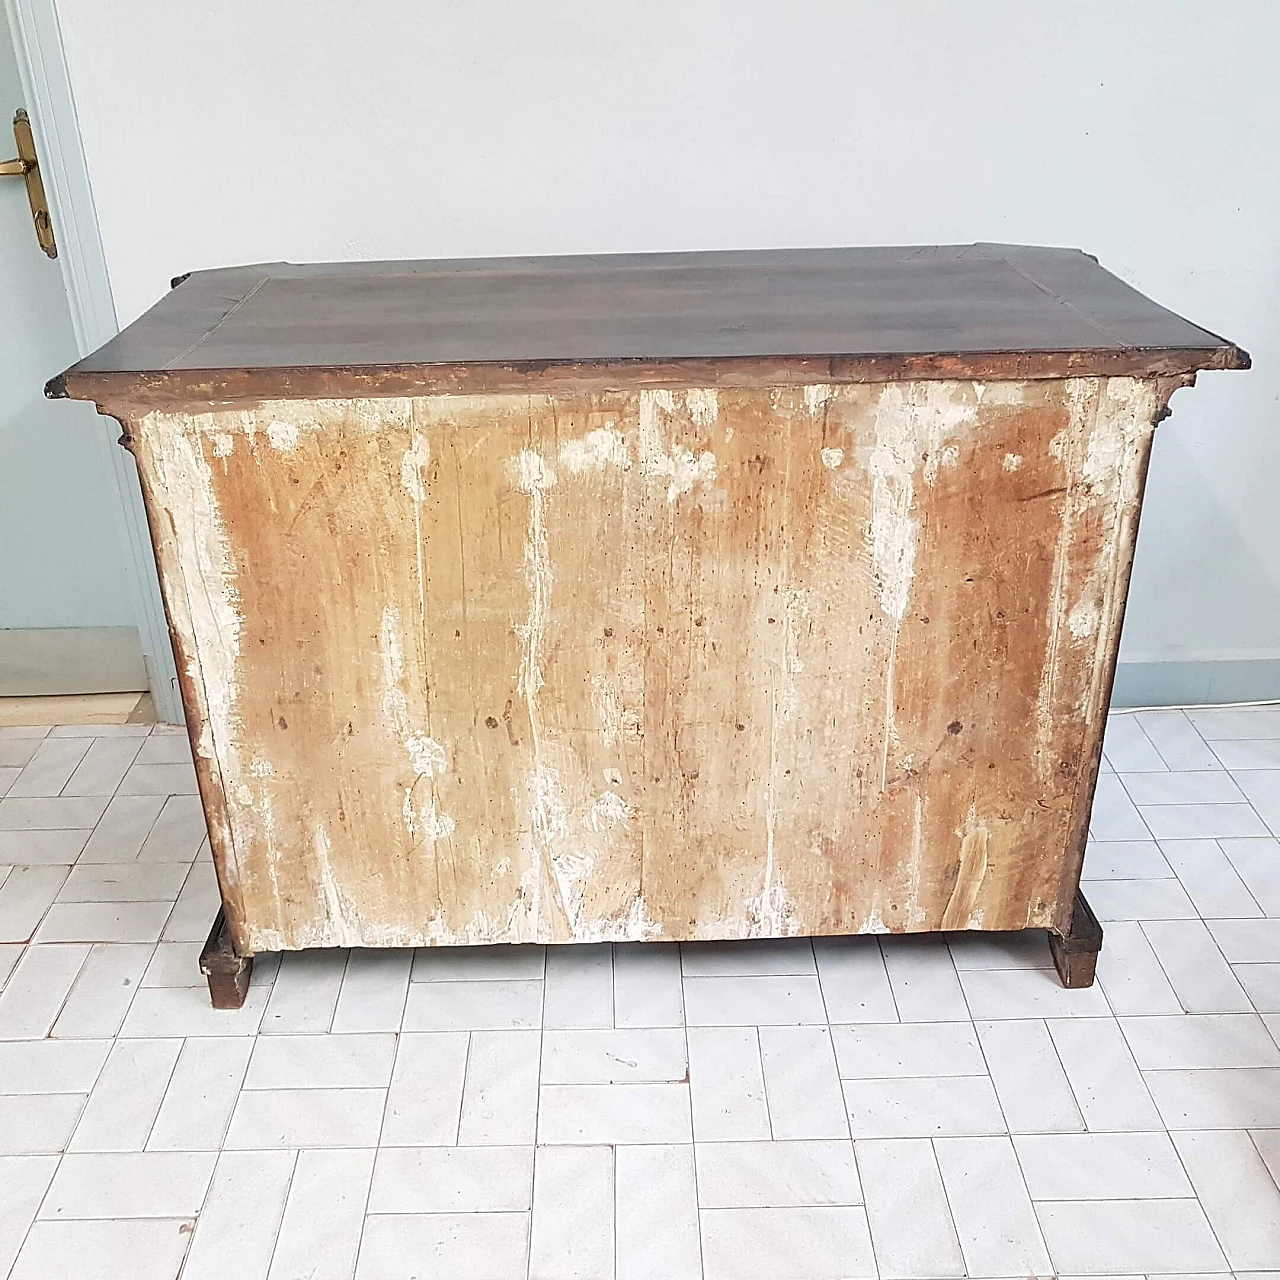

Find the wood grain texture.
xmin=123 ymin=376 xmax=1168 ymax=954
xmin=51 ymin=245 xmax=1247 ymax=409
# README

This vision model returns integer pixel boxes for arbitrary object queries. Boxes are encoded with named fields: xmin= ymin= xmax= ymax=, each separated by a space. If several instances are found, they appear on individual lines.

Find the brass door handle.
xmin=1 ymin=109 xmax=56 ymax=258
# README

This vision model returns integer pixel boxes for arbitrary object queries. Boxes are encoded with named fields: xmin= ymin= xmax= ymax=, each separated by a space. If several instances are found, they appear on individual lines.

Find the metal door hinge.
xmin=1 ymin=109 xmax=56 ymax=258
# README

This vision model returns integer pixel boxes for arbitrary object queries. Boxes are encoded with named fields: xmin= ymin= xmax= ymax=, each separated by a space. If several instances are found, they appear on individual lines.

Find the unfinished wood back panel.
xmin=126 ymin=376 xmax=1165 ymax=953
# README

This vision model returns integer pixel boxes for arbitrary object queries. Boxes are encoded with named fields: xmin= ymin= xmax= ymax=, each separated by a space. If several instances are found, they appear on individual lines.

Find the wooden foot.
xmin=200 ymin=907 xmax=253 ymax=1009
xmin=1048 ymin=890 xmax=1103 ymax=989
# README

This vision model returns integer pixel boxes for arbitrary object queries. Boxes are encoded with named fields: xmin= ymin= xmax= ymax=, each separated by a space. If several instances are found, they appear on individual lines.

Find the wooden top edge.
xmin=50 ymin=345 xmax=1249 ymax=415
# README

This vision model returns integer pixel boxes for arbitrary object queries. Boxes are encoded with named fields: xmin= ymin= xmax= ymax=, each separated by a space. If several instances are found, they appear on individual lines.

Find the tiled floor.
xmin=1 ymin=709 xmax=1280 ymax=1278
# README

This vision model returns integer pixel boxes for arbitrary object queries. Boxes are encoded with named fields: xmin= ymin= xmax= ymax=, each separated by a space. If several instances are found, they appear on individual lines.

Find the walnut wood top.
xmin=51 ymin=244 xmax=1248 ymax=406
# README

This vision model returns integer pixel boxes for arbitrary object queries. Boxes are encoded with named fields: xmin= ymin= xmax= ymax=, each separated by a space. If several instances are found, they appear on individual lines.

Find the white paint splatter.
xmin=212 ymin=434 xmax=234 ymax=457
xmin=646 ymin=447 xmax=718 ymax=502
xmin=247 ymin=758 xmax=274 ymax=778
xmin=804 ymin=384 xmax=834 ymax=415
xmin=603 ymin=767 xmax=623 ymax=787
xmin=558 ymin=427 xmax=630 ymax=474
xmin=585 ymin=790 xmax=632 ymax=832
xmin=1002 ymin=453 xmax=1023 ymax=472
xmin=401 ymin=433 xmax=431 ymax=501
xmin=685 ymin=388 xmax=720 ymax=426
xmin=405 ymin=735 xmax=448 ymax=777
xmin=820 ymin=447 xmax=844 ymax=470
xmin=509 ymin=449 xmax=557 ymax=494
xmin=266 ymin=420 xmax=299 ymax=451
xmin=1068 ymin=602 xmax=1099 ymax=640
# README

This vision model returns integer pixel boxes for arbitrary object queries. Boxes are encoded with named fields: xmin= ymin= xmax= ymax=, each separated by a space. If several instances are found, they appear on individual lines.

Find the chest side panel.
xmin=128 ymin=377 xmax=1158 ymax=950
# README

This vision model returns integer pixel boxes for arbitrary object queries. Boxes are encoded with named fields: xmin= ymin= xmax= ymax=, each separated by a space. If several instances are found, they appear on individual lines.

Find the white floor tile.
xmin=0 ymin=1038 xmax=110 ymax=1093
xmin=1037 ymin=1198 xmax=1227 ymax=1274
xmin=934 ymin=1135 xmax=1051 ymax=1276
xmin=844 ymin=1075 xmax=1005 ymax=1138
xmin=0 ymin=941 xmax=19 ymax=989
xmin=1084 ymin=877 xmax=1199 ymax=921
xmin=1097 ymin=920 xmax=1184 ymax=1015
xmin=1140 ymin=802 xmax=1270 ymax=840
xmin=331 ymin=949 xmax=411 ymax=1033
xmin=1165 ymin=840 xmax=1265 ymax=919
xmin=1048 ymin=1018 xmax=1162 ymax=1131
xmin=411 ymin=942 xmax=545 ymax=981
xmin=1121 ymin=1012 xmax=1280 ymax=1069
xmin=976 ymin=1018 xmax=1086 ymax=1133
xmin=140 ymin=940 xmax=204 ymax=988
xmin=34 ymin=900 xmax=172 ymax=944
xmin=355 ymin=1212 xmax=529 ymax=1280
xmin=1090 ymin=775 xmax=1153 ymax=841
xmin=1173 ymin=1129 xmax=1280 ymax=1270
xmin=879 ymin=935 xmax=968 ymax=1020
xmin=1237 ymin=962 xmax=1280 ymax=1011
xmin=51 ymin=943 xmax=152 ymax=1038
xmin=1145 ymin=1066 xmax=1280 ymax=1128
xmin=1208 ymin=918 xmax=1280 ymax=962
xmin=538 ymin=1081 xmax=691 ymax=1144
xmin=0 ymin=864 xmax=71 ymax=942
xmin=369 ymin=1145 xmax=532 ymax=1212
xmin=699 ymin=1205 xmax=875 ymax=1280
xmin=457 ymin=1029 xmax=540 ymax=1145
xmin=683 ymin=974 xmax=826 ymax=1025
xmin=244 ymin=1032 xmax=397 ymax=1089
xmin=1136 ymin=710 xmax=1221 ymax=771
xmin=1234 ymin=769 xmax=1280 ymax=834
xmin=268 ymin=1148 xmax=375 ymax=1280
xmin=758 ymin=1025 xmax=848 ymax=1139
xmin=133 ymin=734 xmax=193 ymax=766
xmin=831 ymin=1020 xmax=985 ymax=1078
xmin=159 ymin=864 xmax=222 ymax=942
xmin=180 ymin=1149 xmax=295 ymax=1280
xmin=812 ymin=936 xmax=898 ymax=1022
xmin=529 ymin=1144 xmax=613 ymax=1280
xmin=613 ymin=941 xmax=684 ymax=1027
xmin=681 ymin=937 xmax=815 ymax=976
xmin=1121 ymin=771 xmax=1246 ymax=805
xmin=1103 ymin=716 xmax=1167 ymax=772
xmin=0 ymin=736 xmax=43 ymax=765
xmin=616 ymin=1144 xmax=702 ymax=1280
xmin=0 ymin=796 xmax=109 ymax=831
xmin=76 ymin=795 xmax=165 ymax=863
xmin=543 ymin=943 xmax=613 ymax=1028
xmin=380 ymin=1031 xmax=468 ymax=1145
xmin=39 ymin=1150 xmax=215 ymax=1219
xmin=70 ymin=1037 xmax=182 ymax=1152
xmin=135 ymin=794 xmax=206 ymax=862
xmin=225 ymin=1086 xmax=386 ymax=1148
xmin=1014 ymin=1131 xmax=1193 ymax=1199
xmin=117 ymin=761 xmax=199 ymax=795
xmin=0 ymin=1156 xmax=59 ymax=1277
xmin=1189 ymin=707 xmax=1280 ymax=739
xmin=261 ymin=949 xmax=348 ymax=1034
xmin=960 ymin=966 xmax=1112 ymax=1018
xmin=687 ymin=1026 xmax=770 ymax=1141
xmin=1213 ymin=738 xmax=1280 ymax=768
xmin=57 ymin=862 xmax=188 ymax=903
xmin=9 ymin=1218 xmax=195 ymax=1280
xmin=1221 ymin=836 xmax=1280 ymax=914
xmin=541 ymin=1027 xmax=687 ymax=1083
xmin=0 ymin=828 xmax=90 ymax=863
xmin=695 ymin=1139 xmax=860 ymax=1207
xmin=1145 ymin=919 xmax=1254 ymax=1012
xmin=0 ymin=1093 xmax=86 ymax=1153
xmin=6 ymin=737 xmax=91 ymax=797
xmin=61 ymin=738 xmax=145 ymax=798
xmin=0 ymin=942 xmax=89 ymax=1038
xmin=856 ymin=1137 xmax=963 ymax=1277
xmin=1083 ymin=840 xmax=1175 ymax=879
xmin=120 ymin=982 xmax=269 ymax=1037
xmin=146 ymin=1036 xmax=253 ymax=1151
xmin=402 ymin=977 xmax=542 ymax=1030
xmin=0 ymin=766 xmax=18 ymax=796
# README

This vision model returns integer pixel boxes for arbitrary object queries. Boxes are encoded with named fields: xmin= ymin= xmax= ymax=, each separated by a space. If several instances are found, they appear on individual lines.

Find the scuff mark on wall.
xmin=940 ymin=805 xmax=991 ymax=930
xmin=401 ymin=433 xmax=431 ymax=500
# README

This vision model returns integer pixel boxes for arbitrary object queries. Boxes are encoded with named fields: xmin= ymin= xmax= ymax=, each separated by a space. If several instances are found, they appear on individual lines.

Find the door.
xmin=0 ymin=18 xmax=143 ymax=697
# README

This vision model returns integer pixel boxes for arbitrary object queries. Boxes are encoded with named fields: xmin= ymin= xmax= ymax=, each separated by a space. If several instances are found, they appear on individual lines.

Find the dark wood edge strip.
xmin=48 ymin=344 xmax=1250 ymax=410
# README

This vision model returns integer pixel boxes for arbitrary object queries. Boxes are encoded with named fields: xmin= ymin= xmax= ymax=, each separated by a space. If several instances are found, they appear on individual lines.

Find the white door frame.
xmin=4 ymin=0 xmax=181 ymax=722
